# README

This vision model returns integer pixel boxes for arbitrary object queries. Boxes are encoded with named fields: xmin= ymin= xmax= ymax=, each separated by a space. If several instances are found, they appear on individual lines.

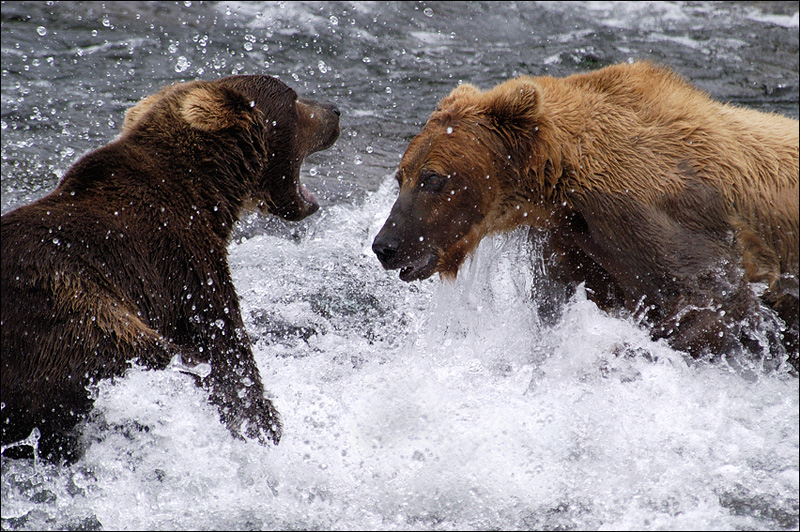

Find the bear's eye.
xmin=418 ymin=171 xmax=448 ymax=193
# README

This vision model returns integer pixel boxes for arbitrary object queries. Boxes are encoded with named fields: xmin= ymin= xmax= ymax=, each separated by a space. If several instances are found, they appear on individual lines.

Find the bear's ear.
xmin=481 ymin=78 xmax=540 ymax=130
xmin=438 ymin=83 xmax=481 ymax=109
xmin=179 ymin=84 xmax=257 ymax=132
xmin=122 ymin=92 xmax=163 ymax=133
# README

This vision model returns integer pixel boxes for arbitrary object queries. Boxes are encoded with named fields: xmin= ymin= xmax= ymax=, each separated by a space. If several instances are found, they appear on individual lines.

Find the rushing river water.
xmin=1 ymin=2 xmax=798 ymax=530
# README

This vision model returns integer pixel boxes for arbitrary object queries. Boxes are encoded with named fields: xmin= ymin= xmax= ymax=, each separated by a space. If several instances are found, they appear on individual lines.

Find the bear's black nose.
xmin=372 ymin=235 xmax=399 ymax=267
xmin=322 ymin=102 xmax=340 ymax=117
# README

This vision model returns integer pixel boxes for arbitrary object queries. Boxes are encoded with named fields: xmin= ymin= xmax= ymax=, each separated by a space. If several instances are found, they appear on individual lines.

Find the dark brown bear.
xmin=1 ymin=75 xmax=340 ymax=462
xmin=373 ymin=62 xmax=798 ymax=370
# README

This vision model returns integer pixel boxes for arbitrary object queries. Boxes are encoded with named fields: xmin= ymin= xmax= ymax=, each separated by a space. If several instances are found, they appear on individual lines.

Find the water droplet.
xmin=446 ymin=126 xmax=453 ymax=134
xmin=36 ymin=26 xmax=47 ymax=36
xmin=211 ymin=56 xmax=226 ymax=70
xmin=318 ymin=60 xmax=329 ymax=74
xmin=329 ymin=15 xmax=339 ymax=25
xmin=175 ymin=56 xmax=190 ymax=73
xmin=423 ymin=7 xmax=434 ymax=17
xmin=366 ymin=146 xmax=374 ymax=154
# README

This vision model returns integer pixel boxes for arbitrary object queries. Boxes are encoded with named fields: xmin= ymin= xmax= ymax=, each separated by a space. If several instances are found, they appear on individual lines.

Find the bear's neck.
xmin=67 ymin=139 xmax=252 ymax=244
xmin=492 ymin=118 xmax=580 ymax=233
xmin=137 ymin=130 xmax=265 ymax=242
xmin=509 ymin=80 xmax=599 ymax=229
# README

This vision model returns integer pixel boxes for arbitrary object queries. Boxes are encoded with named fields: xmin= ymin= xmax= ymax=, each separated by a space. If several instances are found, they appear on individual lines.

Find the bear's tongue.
xmin=299 ymin=183 xmax=318 ymax=209
xmin=296 ymin=182 xmax=319 ymax=219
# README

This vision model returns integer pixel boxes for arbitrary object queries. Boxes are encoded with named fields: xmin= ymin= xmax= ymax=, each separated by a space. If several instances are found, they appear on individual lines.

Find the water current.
xmin=1 ymin=2 xmax=798 ymax=530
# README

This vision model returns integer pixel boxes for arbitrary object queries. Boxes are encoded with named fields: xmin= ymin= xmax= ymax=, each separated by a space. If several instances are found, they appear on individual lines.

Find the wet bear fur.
xmin=1 ymin=75 xmax=340 ymax=462
xmin=373 ymin=61 xmax=798 ymax=371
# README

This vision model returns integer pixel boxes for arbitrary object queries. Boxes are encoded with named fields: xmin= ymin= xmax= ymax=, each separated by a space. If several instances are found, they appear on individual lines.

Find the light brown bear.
xmin=1 ymin=75 xmax=340 ymax=462
xmin=373 ymin=61 xmax=798 ymax=370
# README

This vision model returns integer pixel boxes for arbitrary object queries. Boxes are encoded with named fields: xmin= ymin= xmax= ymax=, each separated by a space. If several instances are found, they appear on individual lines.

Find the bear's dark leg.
xmin=762 ymin=275 xmax=799 ymax=373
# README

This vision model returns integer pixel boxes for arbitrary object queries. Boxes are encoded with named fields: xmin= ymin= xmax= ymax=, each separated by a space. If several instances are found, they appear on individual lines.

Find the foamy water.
xmin=2 ymin=177 xmax=797 ymax=530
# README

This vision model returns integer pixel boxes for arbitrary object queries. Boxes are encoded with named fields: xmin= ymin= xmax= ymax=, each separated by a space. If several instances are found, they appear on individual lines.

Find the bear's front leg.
xmin=179 ymin=262 xmax=283 ymax=445
xmin=205 ymin=343 xmax=282 ymax=445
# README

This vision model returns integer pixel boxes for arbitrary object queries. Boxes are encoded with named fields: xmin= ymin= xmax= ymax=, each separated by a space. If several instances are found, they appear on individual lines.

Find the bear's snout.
xmin=372 ymin=226 xmax=440 ymax=282
xmin=372 ymin=233 xmax=401 ymax=268
xmin=297 ymin=98 xmax=341 ymax=155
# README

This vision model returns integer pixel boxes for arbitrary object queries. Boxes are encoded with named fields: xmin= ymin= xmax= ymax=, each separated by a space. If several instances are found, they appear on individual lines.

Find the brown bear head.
xmin=123 ymin=75 xmax=340 ymax=222
xmin=373 ymin=78 xmax=548 ymax=281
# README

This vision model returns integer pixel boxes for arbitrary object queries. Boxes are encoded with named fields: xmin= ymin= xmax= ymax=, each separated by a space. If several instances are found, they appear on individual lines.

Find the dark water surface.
xmin=2 ymin=2 xmax=798 ymax=530
xmin=3 ymin=1 xmax=798 ymax=212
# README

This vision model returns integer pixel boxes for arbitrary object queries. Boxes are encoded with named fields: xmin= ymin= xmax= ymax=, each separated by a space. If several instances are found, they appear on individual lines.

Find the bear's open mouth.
xmin=298 ymin=182 xmax=318 ymax=211
xmin=399 ymin=252 xmax=439 ymax=282
xmin=289 ymin=181 xmax=319 ymax=220
xmin=268 ymin=179 xmax=319 ymax=221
